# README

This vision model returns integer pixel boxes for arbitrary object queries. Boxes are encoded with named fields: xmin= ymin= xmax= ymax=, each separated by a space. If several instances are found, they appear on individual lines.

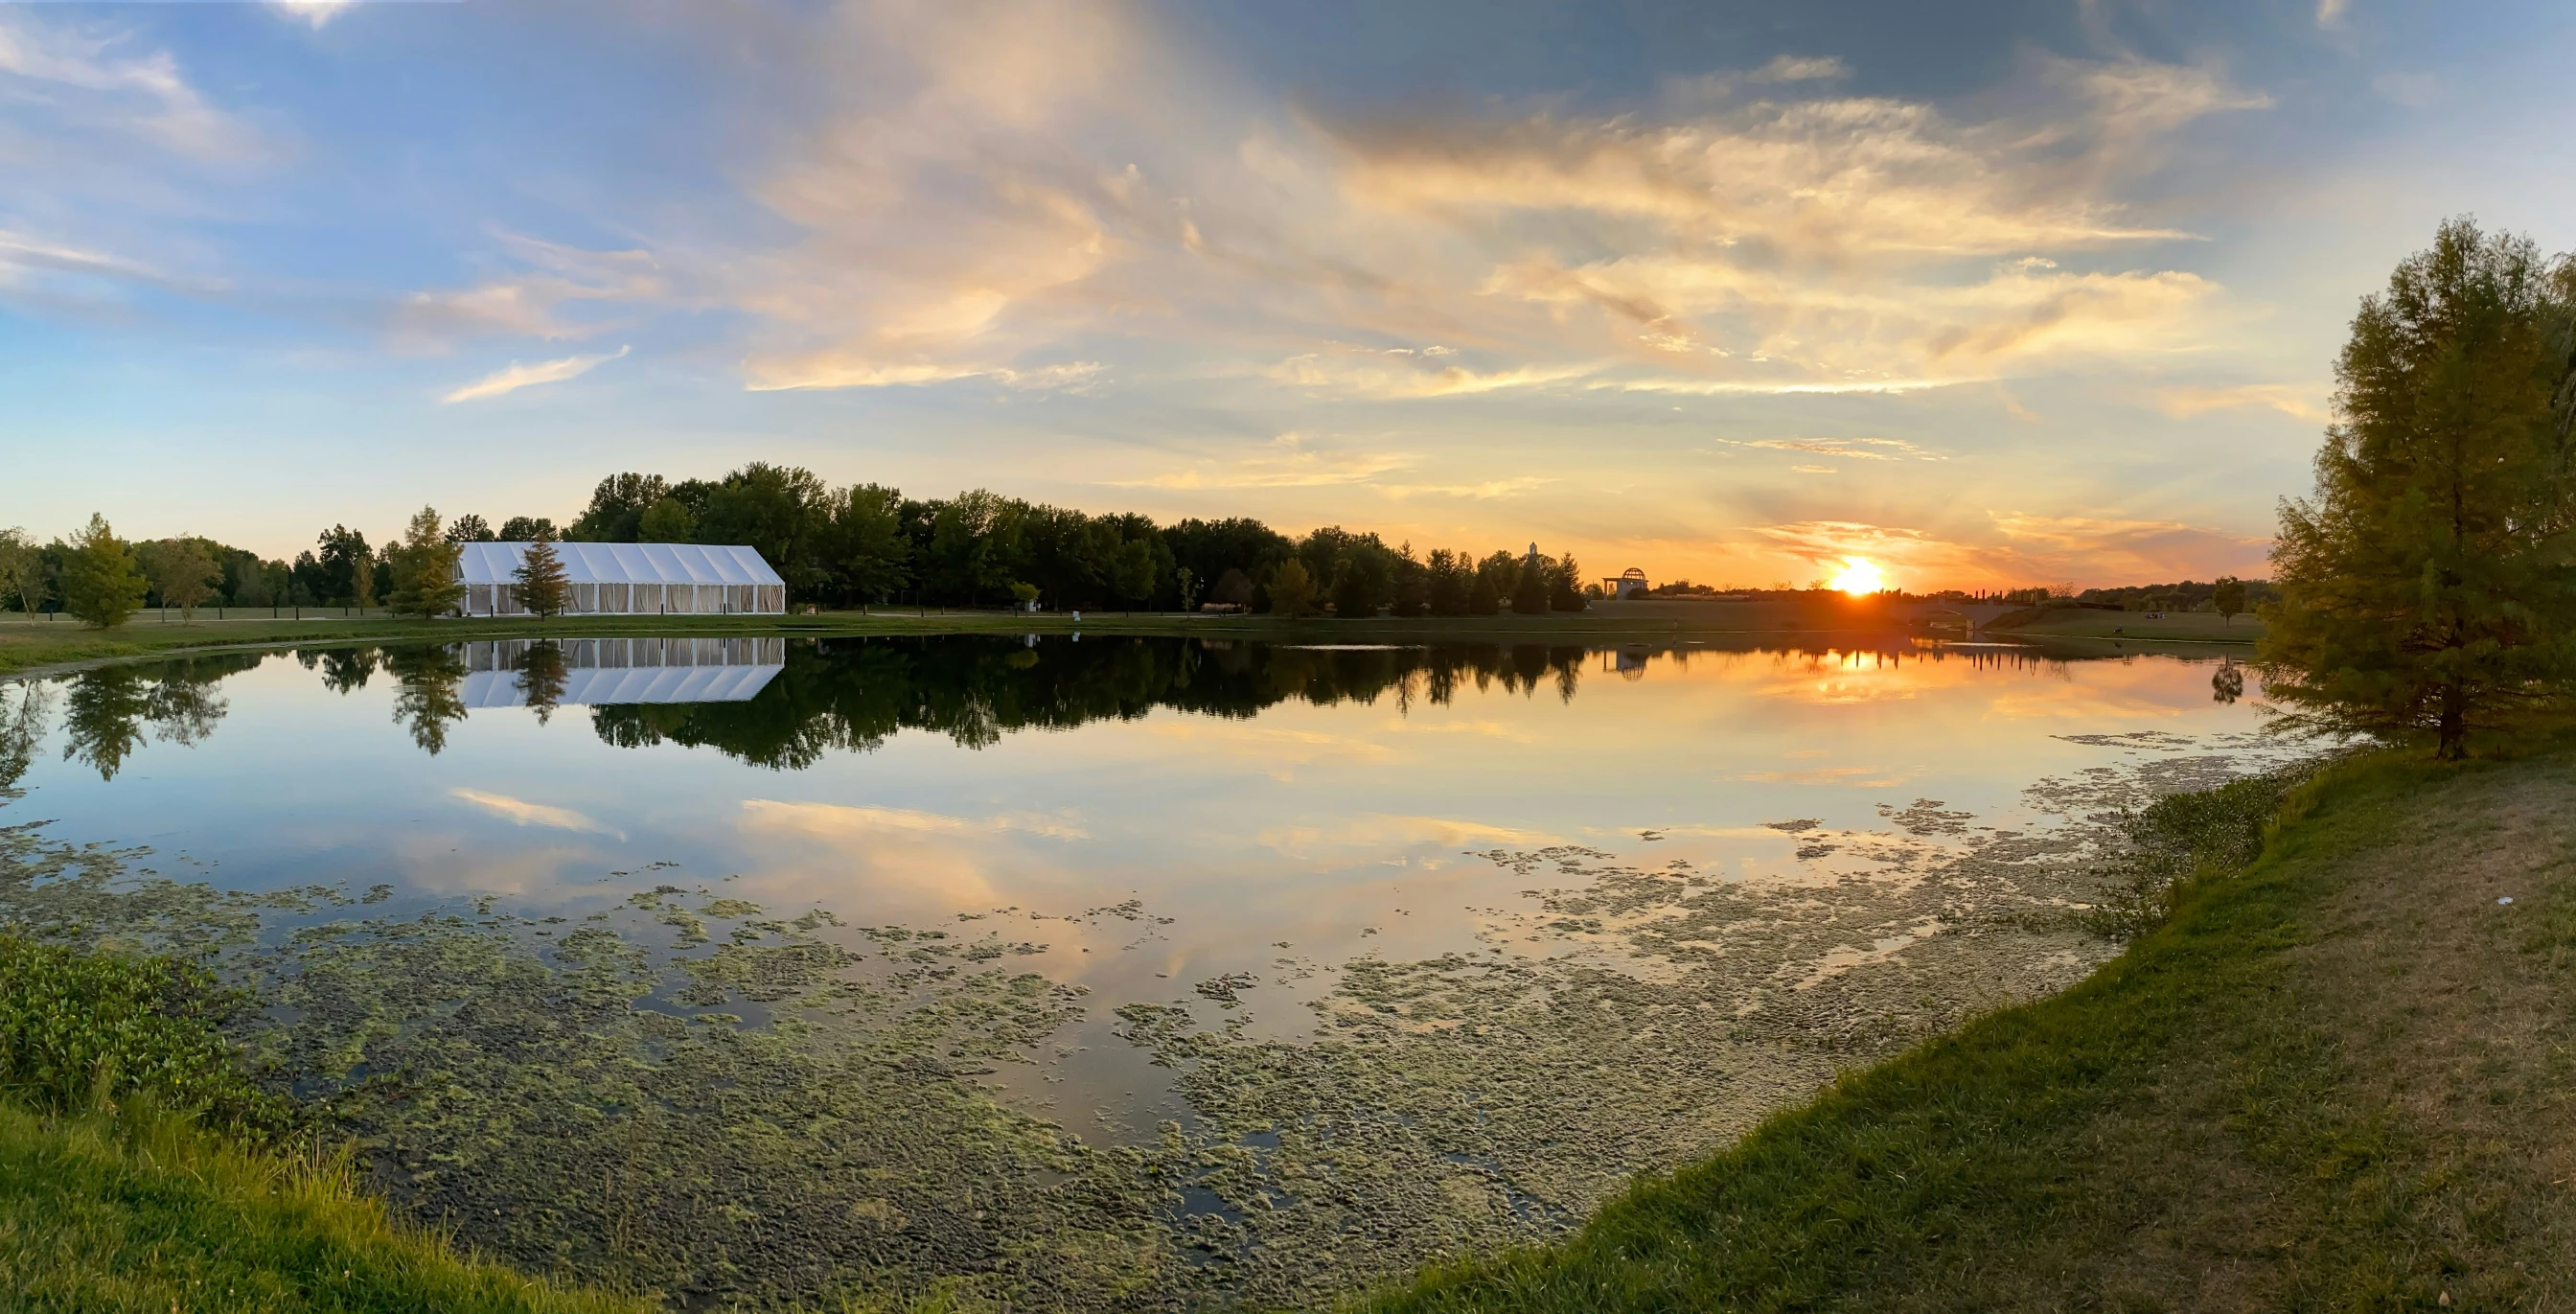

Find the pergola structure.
xmin=453 ymin=542 xmax=787 ymax=616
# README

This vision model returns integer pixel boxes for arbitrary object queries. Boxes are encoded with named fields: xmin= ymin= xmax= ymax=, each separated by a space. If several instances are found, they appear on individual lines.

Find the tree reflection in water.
xmin=588 ymin=636 xmax=1601 ymax=769
xmin=21 ymin=633 xmax=1974 ymax=776
xmin=0 ymin=683 xmax=49 ymax=795
xmin=55 ymin=656 xmax=256 ymax=780
xmin=385 ymin=645 xmax=470 ymax=755
xmin=515 ymin=640 xmax=570 ymax=725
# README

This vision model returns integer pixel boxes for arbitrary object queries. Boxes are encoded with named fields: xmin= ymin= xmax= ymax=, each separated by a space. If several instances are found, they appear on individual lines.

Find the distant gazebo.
xmin=453 ymin=542 xmax=787 ymax=616
xmin=1601 ymin=567 xmax=1649 ymax=600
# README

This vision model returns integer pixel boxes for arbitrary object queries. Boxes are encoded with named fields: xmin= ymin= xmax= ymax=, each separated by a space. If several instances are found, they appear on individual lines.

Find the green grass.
xmin=0 ymin=935 xmax=650 ymax=1313
xmin=0 ymin=1103 xmax=651 ymax=1314
xmin=1354 ymin=745 xmax=2576 ymax=1311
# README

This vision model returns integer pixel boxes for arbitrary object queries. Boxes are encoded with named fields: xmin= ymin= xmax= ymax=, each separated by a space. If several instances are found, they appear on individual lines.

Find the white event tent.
xmin=453 ymin=542 xmax=788 ymax=616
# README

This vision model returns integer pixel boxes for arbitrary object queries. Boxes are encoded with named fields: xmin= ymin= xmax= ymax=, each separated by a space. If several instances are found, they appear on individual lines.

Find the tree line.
xmin=0 ymin=467 xmax=1597 ymax=625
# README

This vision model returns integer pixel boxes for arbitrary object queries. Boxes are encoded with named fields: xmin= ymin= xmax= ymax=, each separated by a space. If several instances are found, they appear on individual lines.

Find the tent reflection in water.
xmin=459 ymin=637 xmax=787 ymax=706
xmin=452 ymin=542 xmax=787 ymax=616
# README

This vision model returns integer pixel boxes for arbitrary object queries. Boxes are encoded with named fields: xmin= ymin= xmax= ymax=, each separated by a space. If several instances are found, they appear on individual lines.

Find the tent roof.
xmin=455 ymin=542 xmax=784 ymax=588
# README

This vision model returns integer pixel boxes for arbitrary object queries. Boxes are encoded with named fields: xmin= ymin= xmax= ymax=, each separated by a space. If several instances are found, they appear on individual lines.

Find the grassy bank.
xmin=0 ymin=1105 xmax=650 ymax=1314
xmin=0 ymin=935 xmax=647 ymax=1314
xmin=1358 ymin=744 xmax=2576 ymax=1311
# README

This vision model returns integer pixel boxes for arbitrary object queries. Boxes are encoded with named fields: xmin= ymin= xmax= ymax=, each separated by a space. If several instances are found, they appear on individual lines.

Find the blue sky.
xmin=4 ymin=0 xmax=2571 ymax=588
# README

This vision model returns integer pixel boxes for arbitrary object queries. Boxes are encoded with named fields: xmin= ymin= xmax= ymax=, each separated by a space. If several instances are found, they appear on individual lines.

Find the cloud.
xmin=449 ymin=788 xmax=620 ymax=837
xmin=683 ymin=1 xmax=2265 ymax=407
xmin=393 ymin=235 xmax=663 ymax=346
xmin=1720 ymin=437 xmax=1945 ymax=461
xmin=1748 ymin=55 xmax=1849 ymax=83
xmin=2154 ymin=382 xmax=2326 ymax=422
xmin=1790 ymin=465 xmax=1838 ymax=474
xmin=441 ymin=345 xmax=630 ymax=403
xmin=740 ymin=799 xmax=1088 ymax=841
xmin=1108 ymin=433 xmax=1412 ymax=490
xmin=0 ymin=11 xmax=266 ymax=162
xmin=1265 ymin=351 xmax=1598 ymax=399
xmin=1742 ymin=513 xmax=2268 ymax=587
xmin=272 ymin=1 xmax=355 ymax=29
xmin=2315 ymin=0 xmax=2351 ymax=30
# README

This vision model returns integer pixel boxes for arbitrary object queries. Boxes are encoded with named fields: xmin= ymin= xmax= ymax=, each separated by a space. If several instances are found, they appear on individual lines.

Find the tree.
xmin=1267 ymin=559 xmax=1321 ymax=617
xmin=569 ymin=473 xmax=670 ymax=542
xmin=828 ymin=483 xmax=909 ymax=606
xmin=1549 ymin=554 xmax=1586 ymax=611
xmin=0 ymin=528 xmax=41 ymax=615
xmin=147 ymin=538 xmax=220 ymax=620
xmin=58 ymin=514 xmax=149 ymax=629
xmin=445 ymin=514 xmax=496 ymax=543
xmin=2211 ymin=576 xmax=2248 ymax=627
xmin=1331 ymin=549 xmax=1391 ymax=618
xmin=513 ymin=536 xmax=572 ymax=619
xmin=2262 ymin=219 xmax=2576 ymax=758
xmin=1426 ymin=549 xmax=1472 ymax=616
xmin=1207 ymin=568 xmax=1254 ymax=610
xmin=1111 ymin=536 xmax=1160 ymax=611
xmin=387 ymin=507 xmax=467 ymax=620
xmin=314 ymin=526 xmax=375 ymax=606
xmin=498 ymin=516 xmax=558 ymax=542
xmin=1467 ymin=570 xmax=1501 ymax=616
xmin=637 ymin=497 xmax=696 ymax=543
xmin=1511 ymin=548 xmax=1552 ymax=615
xmin=1174 ymin=566 xmax=1199 ymax=612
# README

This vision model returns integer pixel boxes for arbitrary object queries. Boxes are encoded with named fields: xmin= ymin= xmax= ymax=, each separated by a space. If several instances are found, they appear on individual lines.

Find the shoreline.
xmin=0 ymin=605 xmax=2258 ymax=680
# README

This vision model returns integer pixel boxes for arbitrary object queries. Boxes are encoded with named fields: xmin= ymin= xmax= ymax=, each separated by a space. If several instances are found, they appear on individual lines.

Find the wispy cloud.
xmin=0 ymin=10 xmax=266 ymax=162
xmin=441 ymin=345 xmax=629 ymax=403
xmin=450 ymin=788 xmax=620 ymax=837
xmin=1749 ymin=55 xmax=1849 ymax=83
xmin=739 ymin=799 xmax=1089 ymax=841
xmin=1719 ymin=437 xmax=1946 ymax=461
xmin=1107 ymin=433 xmax=1413 ymax=489
xmin=2154 ymin=382 xmax=2327 ymax=422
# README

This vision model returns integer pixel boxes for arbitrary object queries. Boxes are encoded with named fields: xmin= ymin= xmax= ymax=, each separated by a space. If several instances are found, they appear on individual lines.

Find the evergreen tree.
xmin=1467 ymin=569 xmax=1501 ymax=616
xmin=388 ymin=506 xmax=468 ymax=619
xmin=58 ymin=514 xmax=148 ymax=629
xmin=2263 ymin=219 xmax=2576 ymax=758
xmin=1549 ymin=554 xmax=1586 ymax=611
xmin=1510 ymin=549 xmax=1552 ymax=615
xmin=512 ymin=536 xmax=572 ymax=619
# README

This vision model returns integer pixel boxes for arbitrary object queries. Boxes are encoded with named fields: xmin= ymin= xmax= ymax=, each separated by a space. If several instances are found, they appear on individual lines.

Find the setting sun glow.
xmin=1830 ymin=558 xmax=1887 ymax=597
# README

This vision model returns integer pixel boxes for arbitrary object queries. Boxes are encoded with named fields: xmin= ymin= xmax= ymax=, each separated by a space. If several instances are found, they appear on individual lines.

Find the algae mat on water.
xmin=0 ymin=738 xmax=2308 ymax=1310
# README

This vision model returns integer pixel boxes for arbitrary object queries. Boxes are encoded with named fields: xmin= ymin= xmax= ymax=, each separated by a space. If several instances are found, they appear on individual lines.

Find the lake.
xmin=0 ymin=633 xmax=2296 ymax=1309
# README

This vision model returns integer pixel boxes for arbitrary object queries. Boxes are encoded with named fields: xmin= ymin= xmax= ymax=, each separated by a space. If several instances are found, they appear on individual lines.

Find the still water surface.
xmin=0 ymin=634 xmax=2288 ymax=1307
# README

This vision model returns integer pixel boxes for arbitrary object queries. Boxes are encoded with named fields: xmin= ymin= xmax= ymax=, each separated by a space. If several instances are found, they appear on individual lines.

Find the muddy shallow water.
xmin=0 ymin=634 xmax=2297 ymax=1309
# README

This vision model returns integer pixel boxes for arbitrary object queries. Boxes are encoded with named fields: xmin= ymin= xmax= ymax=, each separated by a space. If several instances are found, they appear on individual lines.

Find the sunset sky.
xmin=6 ymin=0 xmax=2572 ymax=589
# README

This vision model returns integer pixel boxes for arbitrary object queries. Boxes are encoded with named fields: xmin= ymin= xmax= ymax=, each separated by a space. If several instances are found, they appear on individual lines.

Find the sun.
xmin=1829 ymin=557 xmax=1886 ymax=597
